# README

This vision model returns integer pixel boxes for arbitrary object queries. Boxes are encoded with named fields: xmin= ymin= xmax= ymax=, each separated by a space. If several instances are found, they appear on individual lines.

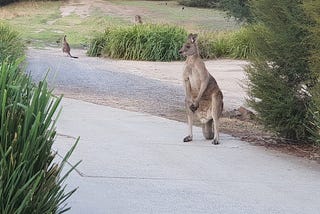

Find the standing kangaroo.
xmin=134 ymin=15 xmax=143 ymax=24
xmin=62 ymin=35 xmax=78 ymax=58
xmin=179 ymin=33 xmax=223 ymax=145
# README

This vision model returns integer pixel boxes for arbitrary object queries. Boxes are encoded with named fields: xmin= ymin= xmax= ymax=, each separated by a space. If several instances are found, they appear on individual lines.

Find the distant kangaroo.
xmin=62 ymin=35 xmax=78 ymax=58
xmin=179 ymin=33 xmax=223 ymax=145
xmin=134 ymin=15 xmax=143 ymax=24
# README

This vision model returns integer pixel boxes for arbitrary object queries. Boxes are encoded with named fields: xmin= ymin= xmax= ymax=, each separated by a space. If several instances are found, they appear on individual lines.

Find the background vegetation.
xmin=198 ymin=26 xmax=256 ymax=59
xmin=178 ymin=0 xmax=251 ymax=21
xmin=0 ymin=23 xmax=78 ymax=213
xmin=0 ymin=23 xmax=24 ymax=62
xmin=89 ymin=24 xmax=255 ymax=61
xmin=88 ymin=24 xmax=187 ymax=61
xmin=0 ymin=0 xmax=239 ymax=48
xmin=0 ymin=0 xmax=60 ymax=6
xmin=178 ymin=0 xmax=218 ymax=8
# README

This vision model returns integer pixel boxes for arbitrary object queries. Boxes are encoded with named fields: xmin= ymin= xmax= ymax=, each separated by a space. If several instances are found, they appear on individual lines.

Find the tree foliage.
xmin=178 ymin=0 xmax=252 ymax=22
xmin=220 ymin=0 xmax=252 ymax=22
xmin=0 ymin=0 xmax=60 ymax=6
xmin=178 ymin=0 xmax=219 ymax=8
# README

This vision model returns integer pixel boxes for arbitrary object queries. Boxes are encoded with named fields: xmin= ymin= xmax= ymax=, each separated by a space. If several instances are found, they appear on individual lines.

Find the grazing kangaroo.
xmin=179 ymin=33 xmax=223 ymax=145
xmin=62 ymin=35 xmax=78 ymax=58
xmin=134 ymin=15 xmax=143 ymax=24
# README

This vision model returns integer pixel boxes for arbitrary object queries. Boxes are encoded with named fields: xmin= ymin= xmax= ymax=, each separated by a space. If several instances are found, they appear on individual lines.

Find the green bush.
xmin=304 ymin=0 xmax=320 ymax=145
xmin=88 ymin=24 xmax=188 ymax=61
xmin=246 ymin=0 xmax=317 ymax=142
xmin=0 ymin=60 xmax=79 ymax=213
xmin=0 ymin=23 xmax=25 ymax=62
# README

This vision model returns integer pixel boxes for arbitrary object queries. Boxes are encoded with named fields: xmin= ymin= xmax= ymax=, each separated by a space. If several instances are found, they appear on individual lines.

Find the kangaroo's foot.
xmin=183 ymin=135 xmax=193 ymax=142
xmin=212 ymin=138 xmax=219 ymax=145
xmin=189 ymin=104 xmax=198 ymax=112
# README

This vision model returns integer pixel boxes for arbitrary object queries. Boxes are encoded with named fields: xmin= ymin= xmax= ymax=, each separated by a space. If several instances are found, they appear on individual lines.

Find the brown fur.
xmin=179 ymin=33 xmax=223 ymax=144
xmin=134 ymin=15 xmax=143 ymax=24
xmin=62 ymin=35 xmax=78 ymax=58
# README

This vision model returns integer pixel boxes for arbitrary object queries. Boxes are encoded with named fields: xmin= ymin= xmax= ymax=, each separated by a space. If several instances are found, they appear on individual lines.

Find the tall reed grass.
xmin=88 ymin=24 xmax=188 ymax=61
xmin=198 ymin=26 xmax=256 ymax=59
xmin=88 ymin=24 xmax=255 ymax=61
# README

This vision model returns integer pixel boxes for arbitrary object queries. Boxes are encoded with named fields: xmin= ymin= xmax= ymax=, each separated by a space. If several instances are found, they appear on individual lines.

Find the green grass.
xmin=109 ymin=0 xmax=239 ymax=31
xmin=0 ymin=1 xmax=127 ymax=48
xmin=1 ymin=1 xmax=239 ymax=48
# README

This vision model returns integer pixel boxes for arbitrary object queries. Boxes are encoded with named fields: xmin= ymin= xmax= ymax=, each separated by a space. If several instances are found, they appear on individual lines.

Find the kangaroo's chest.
xmin=188 ymin=68 xmax=201 ymax=95
xmin=189 ymin=68 xmax=201 ymax=91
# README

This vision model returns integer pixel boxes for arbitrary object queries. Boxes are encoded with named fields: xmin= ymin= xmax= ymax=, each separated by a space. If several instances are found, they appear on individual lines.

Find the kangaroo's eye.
xmin=186 ymin=45 xmax=190 ymax=48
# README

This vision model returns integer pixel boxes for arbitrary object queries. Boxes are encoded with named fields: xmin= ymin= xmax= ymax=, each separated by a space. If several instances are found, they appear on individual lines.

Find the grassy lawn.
xmin=109 ymin=0 xmax=239 ymax=31
xmin=0 ymin=0 xmax=239 ymax=48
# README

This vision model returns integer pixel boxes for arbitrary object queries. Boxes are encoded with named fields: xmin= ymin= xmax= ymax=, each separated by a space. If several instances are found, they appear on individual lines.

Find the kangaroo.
xmin=134 ymin=15 xmax=143 ymax=24
xmin=179 ymin=33 xmax=223 ymax=145
xmin=62 ymin=35 xmax=78 ymax=58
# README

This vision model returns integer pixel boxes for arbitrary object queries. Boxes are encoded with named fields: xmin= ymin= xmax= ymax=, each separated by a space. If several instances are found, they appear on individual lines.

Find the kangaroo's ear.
xmin=188 ymin=33 xmax=198 ymax=43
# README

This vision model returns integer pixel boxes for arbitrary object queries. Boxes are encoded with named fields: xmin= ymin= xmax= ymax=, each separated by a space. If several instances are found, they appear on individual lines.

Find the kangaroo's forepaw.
xmin=183 ymin=135 xmax=193 ymax=142
xmin=212 ymin=139 xmax=219 ymax=145
xmin=189 ymin=104 xmax=198 ymax=112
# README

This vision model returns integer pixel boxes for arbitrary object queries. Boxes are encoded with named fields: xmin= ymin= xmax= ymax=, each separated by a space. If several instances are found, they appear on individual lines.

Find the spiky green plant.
xmin=0 ymin=60 xmax=79 ymax=213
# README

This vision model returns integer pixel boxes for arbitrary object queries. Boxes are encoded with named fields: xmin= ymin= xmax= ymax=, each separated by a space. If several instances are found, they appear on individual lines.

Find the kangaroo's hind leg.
xmin=183 ymin=99 xmax=194 ymax=142
xmin=202 ymin=119 xmax=214 ymax=140
xmin=211 ymin=91 xmax=223 ymax=145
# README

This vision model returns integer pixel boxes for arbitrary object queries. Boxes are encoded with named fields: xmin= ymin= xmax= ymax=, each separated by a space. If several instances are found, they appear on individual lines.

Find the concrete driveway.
xmin=55 ymin=98 xmax=320 ymax=214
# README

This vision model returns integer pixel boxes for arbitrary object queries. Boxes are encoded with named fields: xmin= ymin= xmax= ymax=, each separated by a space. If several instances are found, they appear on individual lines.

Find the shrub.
xmin=88 ymin=24 xmax=188 ymax=61
xmin=304 ymin=0 xmax=320 ymax=145
xmin=0 ymin=23 xmax=25 ymax=62
xmin=246 ymin=0 xmax=316 ymax=142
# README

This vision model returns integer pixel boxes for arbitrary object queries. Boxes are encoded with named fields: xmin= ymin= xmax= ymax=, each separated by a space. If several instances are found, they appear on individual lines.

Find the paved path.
xmin=55 ymin=98 xmax=320 ymax=214
xmin=26 ymin=48 xmax=247 ymax=118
